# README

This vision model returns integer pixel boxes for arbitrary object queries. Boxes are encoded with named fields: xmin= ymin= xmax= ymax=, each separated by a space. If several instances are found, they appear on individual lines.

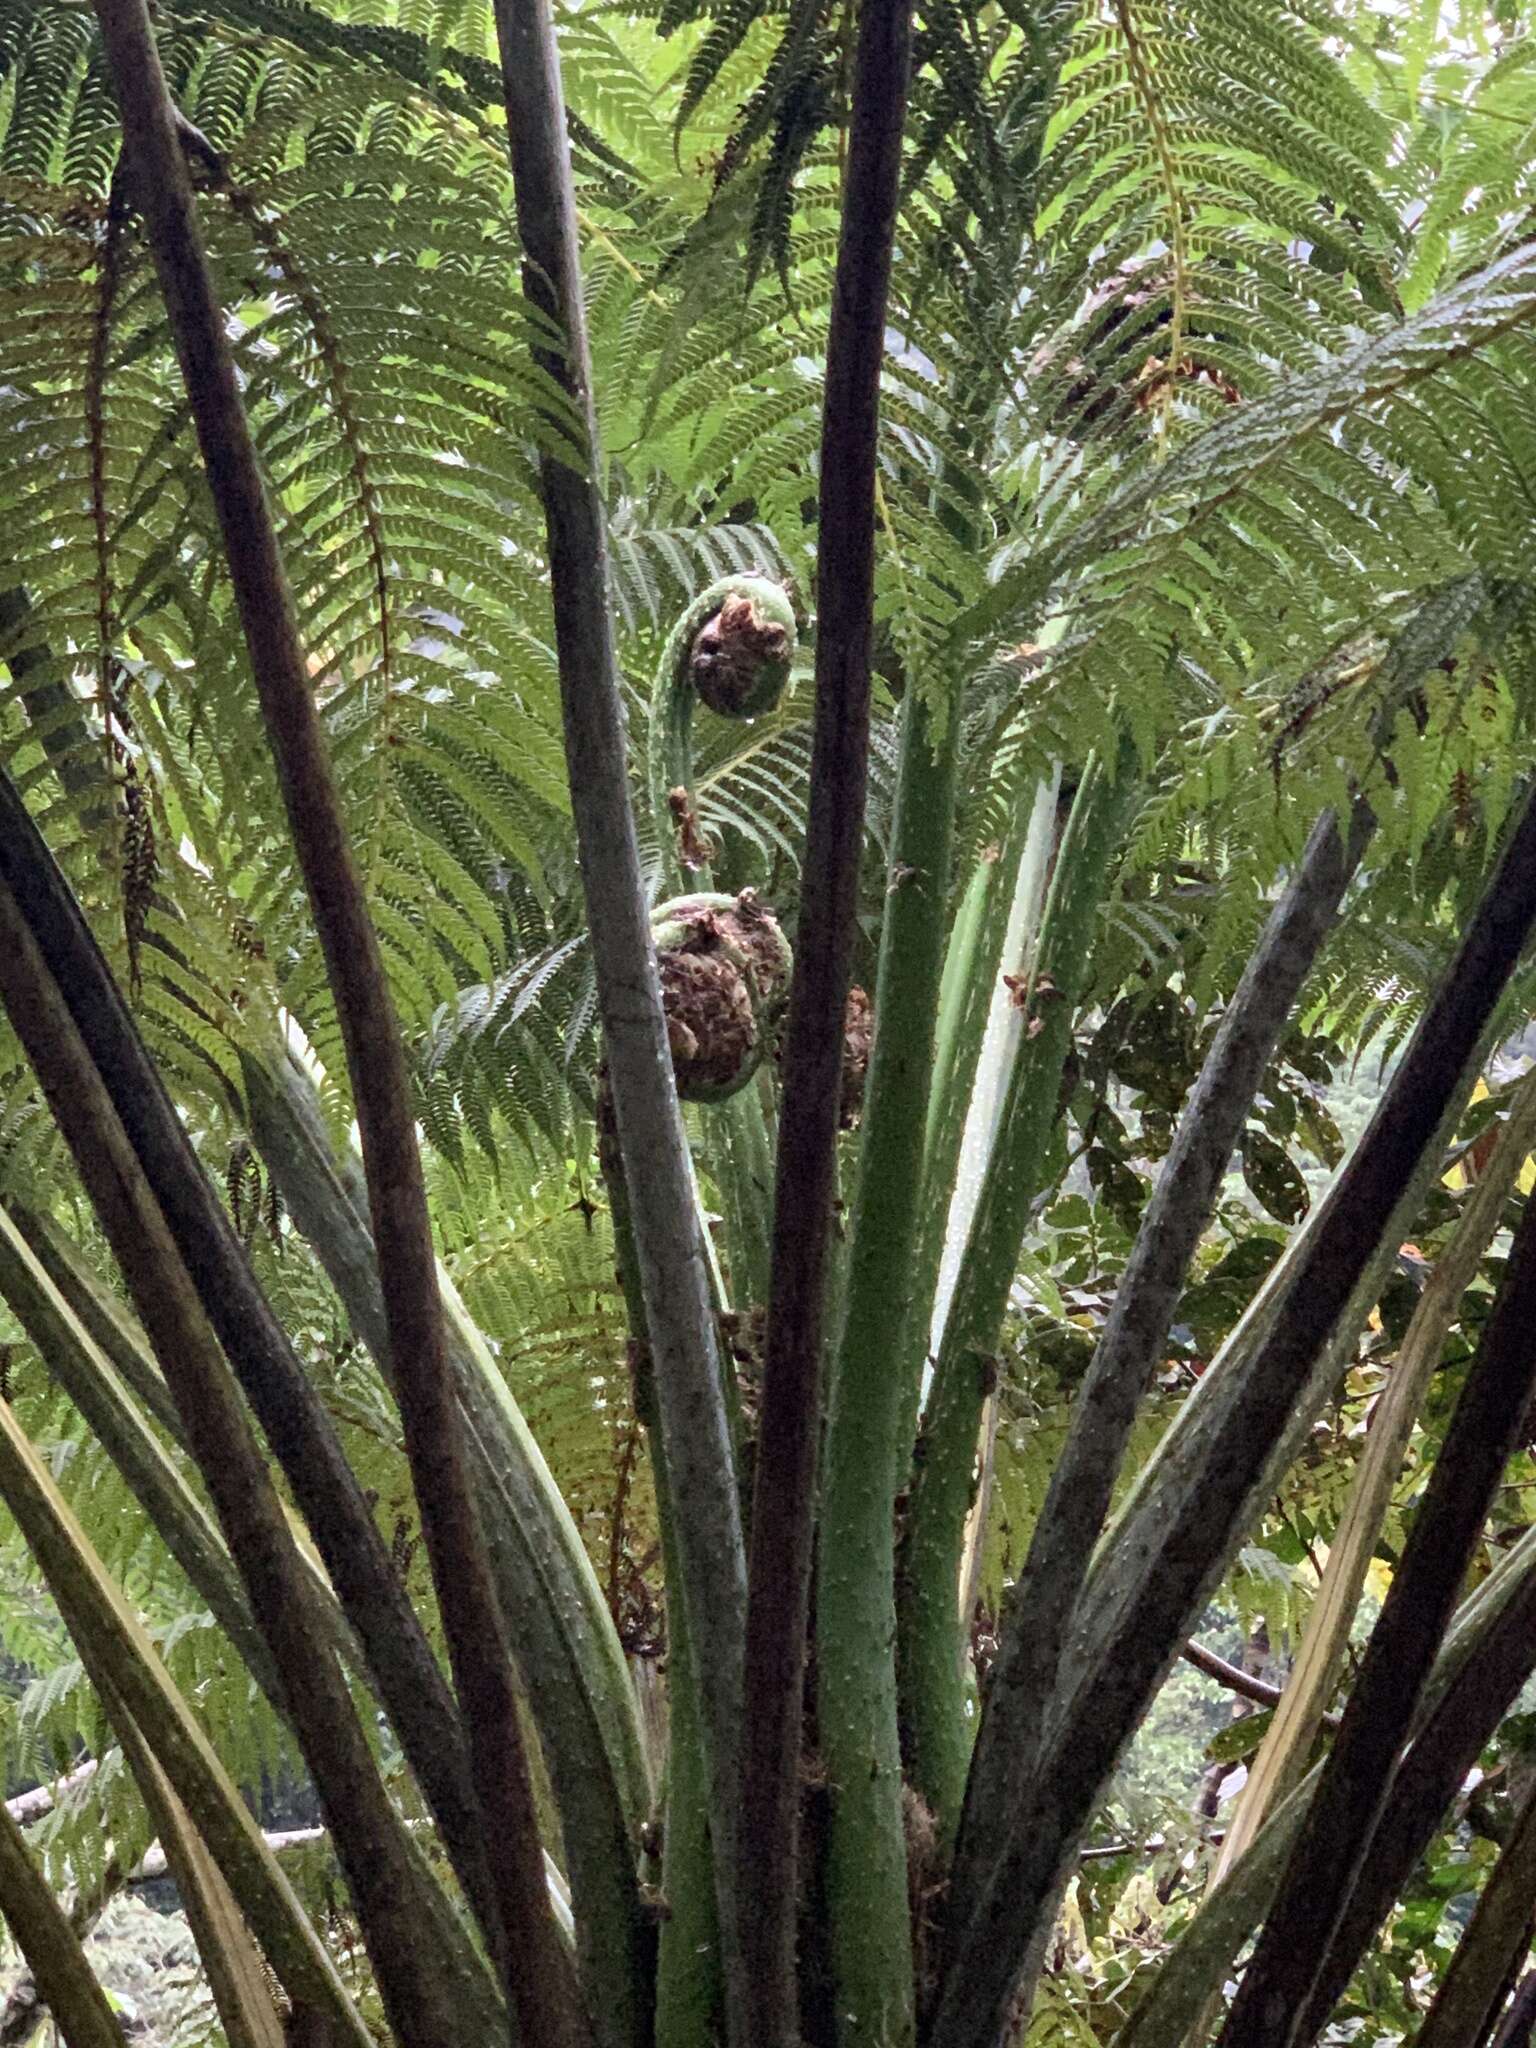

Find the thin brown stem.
xmin=1179 ymin=1638 xmax=1342 ymax=1728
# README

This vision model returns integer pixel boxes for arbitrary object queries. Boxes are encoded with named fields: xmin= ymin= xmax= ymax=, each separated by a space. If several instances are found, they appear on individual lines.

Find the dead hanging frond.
xmin=86 ymin=174 xmax=160 ymax=989
xmin=225 ymin=1138 xmax=264 ymax=1245
xmin=117 ymin=741 xmax=157 ymax=993
xmin=222 ymin=1134 xmax=284 ymax=1251
xmin=86 ymin=175 xmax=126 ymax=819
xmin=663 ymin=0 xmax=839 ymax=287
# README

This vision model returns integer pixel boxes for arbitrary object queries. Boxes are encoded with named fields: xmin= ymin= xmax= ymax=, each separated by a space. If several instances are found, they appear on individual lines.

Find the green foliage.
xmin=5 ymin=0 xmax=1536 ymax=2040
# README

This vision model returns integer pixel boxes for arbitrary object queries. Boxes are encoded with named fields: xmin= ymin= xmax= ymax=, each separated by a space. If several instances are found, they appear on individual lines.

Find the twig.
xmin=1079 ymin=1830 xmax=1228 ymax=1864
xmin=1180 ymin=1640 xmax=1341 ymax=1728
xmin=1181 ymin=1640 xmax=1285 ymax=1711
xmin=5 ymin=1762 xmax=99 ymax=1829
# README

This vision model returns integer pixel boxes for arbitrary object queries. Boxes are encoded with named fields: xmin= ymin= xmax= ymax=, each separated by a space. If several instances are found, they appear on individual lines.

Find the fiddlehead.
xmin=651 ymin=890 xmax=793 ymax=1105
xmin=648 ymin=575 xmax=798 ymax=896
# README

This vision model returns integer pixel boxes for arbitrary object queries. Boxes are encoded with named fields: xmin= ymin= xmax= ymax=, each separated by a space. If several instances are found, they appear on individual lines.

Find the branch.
xmin=1078 ymin=1828 xmax=1231 ymax=1865
xmin=1181 ymin=1642 xmax=1283 ymax=1715
xmin=0 ymin=1801 xmax=123 ymax=2048
xmin=4 ymin=1764 xmax=99 ymax=1830
xmin=87 ymin=10 xmax=577 ymax=2040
